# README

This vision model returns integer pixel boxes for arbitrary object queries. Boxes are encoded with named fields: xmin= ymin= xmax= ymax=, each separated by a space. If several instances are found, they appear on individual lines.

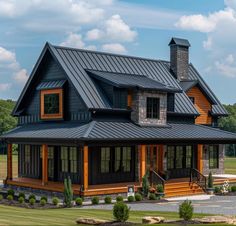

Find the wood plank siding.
xmin=187 ymin=86 xmax=212 ymax=125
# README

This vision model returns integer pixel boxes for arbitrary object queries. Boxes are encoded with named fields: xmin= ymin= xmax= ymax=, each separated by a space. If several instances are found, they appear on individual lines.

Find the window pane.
xmin=146 ymin=97 xmax=160 ymax=119
xmin=69 ymin=147 xmax=77 ymax=173
xmin=176 ymin=146 xmax=183 ymax=168
xmin=209 ymin=145 xmax=219 ymax=169
xmin=61 ymin=147 xmax=68 ymax=172
xmin=167 ymin=146 xmax=175 ymax=169
xmin=115 ymin=147 xmax=121 ymax=172
xmin=122 ymin=147 xmax=131 ymax=172
xmin=44 ymin=93 xmax=59 ymax=114
xmin=101 ymin=147 xmax=110 ymax=173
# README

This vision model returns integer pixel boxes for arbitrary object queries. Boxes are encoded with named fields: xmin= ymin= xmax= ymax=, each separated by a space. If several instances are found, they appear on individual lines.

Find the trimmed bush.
xmin=208 ymin=172 xmax=214 ymax=189
xmin=148 ymin=193 xmax=156 ymax=200
xmin=52 ymin=197 xmax=59 ymax=206
xmin=127 ymin=196 xmax=135 ymax=202
xmin=91 ymin=196 xmax=99 ymax=205
xmin=7 ymin=189 xmax=14 ymax=197
xmin=214 ymin=186 xmax=221 ymax=194
xmin=134 ymin=193 xmax=142 ymax=201
xmin=231 ymin=185 xmax=236 ymax=192
xmin=7 ymin=195 xmax=13 ymax=201
xmin=142 ymin=171 xmax=150 ymax=197
xmin=40 ymin=196 xmax=48 ymax=203
xmin=40 ymin=199 xmax=46 ymax=206
xmin=156 ymin=184 xmax=164 ymax=193
xmin=29 ymin=198 xmax=36 ymax=206
xmin=179 ymin=200 xmax=194 ymax=221
xmin=18 ymin=192 xmax=25 ymax=199
xmin=116 ymin=196 xmax=123 ymax=202
xmin=18 ymin=196 xmax=25 ymax=204
xmin=0 ymin=194 xmax=3 ymax=201
xmin=104 ymin=196 xmax=112 ymax=204
xmin=75 ymin=197 xmax=83 ymax=206
xmin=64 ymin=177 xmax=73 ymax=208
xmin=113 ymin=202 xmax=130 ymax=222
xmin=28 ymin=194 xmax=36 ymax=200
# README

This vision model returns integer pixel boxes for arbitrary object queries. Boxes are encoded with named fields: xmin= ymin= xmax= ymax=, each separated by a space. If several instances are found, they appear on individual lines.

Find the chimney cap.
xmin=169 ymin=37 xmax=191 ymax=47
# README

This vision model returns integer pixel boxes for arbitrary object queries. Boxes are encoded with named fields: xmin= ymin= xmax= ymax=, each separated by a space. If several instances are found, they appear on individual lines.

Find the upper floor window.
xmin=146 ymin=97 xmax=160 ymax=119
xmin=40 ymin=89 xmax=63 ymax=120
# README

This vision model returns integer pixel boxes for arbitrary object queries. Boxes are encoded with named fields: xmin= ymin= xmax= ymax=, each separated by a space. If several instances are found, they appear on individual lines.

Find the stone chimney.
xmin=169 ymin=37 xmax=190 ymax=81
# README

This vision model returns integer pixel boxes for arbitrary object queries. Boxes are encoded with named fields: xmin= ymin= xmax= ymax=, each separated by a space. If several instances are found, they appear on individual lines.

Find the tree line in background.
xmin=0 ymin=99 xmax=235 ymax=156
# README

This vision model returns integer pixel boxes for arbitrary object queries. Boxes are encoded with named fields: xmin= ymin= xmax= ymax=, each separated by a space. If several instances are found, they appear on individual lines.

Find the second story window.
xmin=146 ymin=97 xmax=160 ymax=119
xmin=40 ymin=89 xmax=63 ymax=120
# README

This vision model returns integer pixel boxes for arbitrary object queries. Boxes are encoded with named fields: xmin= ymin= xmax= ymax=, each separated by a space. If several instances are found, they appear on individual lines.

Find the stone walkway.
xmin=82 ymin=195 xmax=236 ymax=215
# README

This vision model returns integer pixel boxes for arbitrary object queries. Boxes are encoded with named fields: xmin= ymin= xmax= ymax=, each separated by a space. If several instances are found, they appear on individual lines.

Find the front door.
xmin=146 ymin=145 xmax=158 ymax=172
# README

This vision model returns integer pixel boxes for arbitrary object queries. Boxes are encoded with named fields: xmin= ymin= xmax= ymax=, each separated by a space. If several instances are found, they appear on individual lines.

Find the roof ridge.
xmin=82 ymin=120 xmax=96 ymax=138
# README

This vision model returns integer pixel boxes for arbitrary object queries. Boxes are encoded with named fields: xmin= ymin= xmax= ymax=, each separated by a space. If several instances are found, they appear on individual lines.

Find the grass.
xmin=225 ymin=157 xmax=236 ymax=174
xmin=0 ymin=205 xmax=230 ymax=226
xmin=0 ymin=154 xmax=18 ymax=179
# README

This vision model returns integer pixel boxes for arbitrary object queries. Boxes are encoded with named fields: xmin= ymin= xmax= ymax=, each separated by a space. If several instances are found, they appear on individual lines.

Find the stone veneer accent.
xmin=202 ymin=144 xmax=225 ymax=175
xmin=131 ymin=90 xmax=167 ymax=126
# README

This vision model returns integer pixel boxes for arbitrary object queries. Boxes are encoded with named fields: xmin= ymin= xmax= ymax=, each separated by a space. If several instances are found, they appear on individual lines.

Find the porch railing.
xmin=190 ymin=168 xmax=207 ymax=192
xmin=150 ymin=169 xmax=166 ymax=189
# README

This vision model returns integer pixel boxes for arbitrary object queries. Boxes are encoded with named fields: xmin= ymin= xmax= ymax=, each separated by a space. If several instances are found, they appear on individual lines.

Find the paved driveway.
xmin=82 ymin=195 xmax=236 ymax=215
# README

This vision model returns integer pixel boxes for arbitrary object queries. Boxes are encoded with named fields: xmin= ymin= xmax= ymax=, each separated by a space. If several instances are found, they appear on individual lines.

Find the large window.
xmin=146 ymin=97 xmax=160 ymax=119
xmin=122 ymin=147 xmax=131 ymax=172
xmin=24 ymin=145 xmax=31 ymax=163
xmin=167 ymin=146 xmax=175 ymax=169
xmin=209 ymin=145 xmax=219 ymax=169
xmin=40 ymin=89 xmax=63 ymax=119
xmin=60 ymin=147 xmax=78 ymax=173
xmin=101 ymin=147 xmax=110 ymax=173
xmin=61 ymin=147 xmax=69 ymax=173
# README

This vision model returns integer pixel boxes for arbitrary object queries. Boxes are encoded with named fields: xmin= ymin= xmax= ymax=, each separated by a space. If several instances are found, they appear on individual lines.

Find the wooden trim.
xmin=7 ymin=144 xmax=13 ymax=180
xmin=40 ymin=88 xmax=63 ymax=120
xmin=127 ymin=90 xmax=133 ymax=108
xmin=83 ymin=145 xmax=89 ymax=191
xmin=140 ymin=145 xmax=146 ymax=182
xmin=158 ymin=145 xmax=164 ymax=172
xmin=197 ymin=144 xmax=203 ymax=174
xmin=42 ymin=144 xmax=48 ymax=185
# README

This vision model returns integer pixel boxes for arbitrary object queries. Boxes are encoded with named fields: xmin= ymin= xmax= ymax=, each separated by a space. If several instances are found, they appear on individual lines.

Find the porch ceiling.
xmin=1 ymin=120 xmax=236 ymax=144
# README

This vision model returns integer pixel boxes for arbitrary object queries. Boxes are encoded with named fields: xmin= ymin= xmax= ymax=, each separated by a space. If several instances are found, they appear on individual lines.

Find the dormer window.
xmin=146 ymin=97 xmax=160 ymax=119
xmin=40 ymin=89 xmax=63 ymax=119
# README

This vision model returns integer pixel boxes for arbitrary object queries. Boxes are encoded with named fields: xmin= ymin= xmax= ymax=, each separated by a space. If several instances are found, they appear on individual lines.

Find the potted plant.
xmin=207 ymin=172 xmax=214 ymax=194
xmin=156 ymin=184 xmax=165 ymax=198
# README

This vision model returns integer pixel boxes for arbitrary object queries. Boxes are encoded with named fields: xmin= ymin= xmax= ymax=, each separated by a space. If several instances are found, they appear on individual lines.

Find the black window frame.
xmin=209 ymin=145 xmax=219 ymax=169
xmin=60 ymin=146 xmax=78 ymax=173
xmin=44 ymin=93 xmax=60 ymax=115
xmin=146 ymin=97 xmax=160 ymax=119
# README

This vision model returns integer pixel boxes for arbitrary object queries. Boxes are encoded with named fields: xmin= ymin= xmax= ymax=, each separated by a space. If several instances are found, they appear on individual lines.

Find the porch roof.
xmin=1 ymin=120 xmax=236 ymax=144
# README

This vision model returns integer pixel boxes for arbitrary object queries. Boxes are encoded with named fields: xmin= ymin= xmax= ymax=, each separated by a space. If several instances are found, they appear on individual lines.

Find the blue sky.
xmin=0 ymin=0 xmax=235 ymax=104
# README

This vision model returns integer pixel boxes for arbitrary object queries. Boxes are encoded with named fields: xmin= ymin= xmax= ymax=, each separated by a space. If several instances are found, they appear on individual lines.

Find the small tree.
xmin=64 ymin=177 xmax=73 ymax=207
xmin=142 ymin=171 xmax=150 ymax=197
xmin=208 ymin=172 xmax=214 ymax=188
xmin=179 ymin=200 xmax=194 ymax=221
xmin=113 ymin=202 xmax=130 ymax=222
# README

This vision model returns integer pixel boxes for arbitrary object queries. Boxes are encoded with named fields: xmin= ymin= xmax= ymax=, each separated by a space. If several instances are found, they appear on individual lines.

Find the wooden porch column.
xmin=7 ymin=143 xmax=13 ymax=180
xmin=140 ymin=145 xmax=146 ymax=182
xmin=197 ymin=144 xmax=203 ymax=174
xmin=83 ymin=145 xmax=89 ymax=191
xmin=158 ymin=145 xmax=164 ymax=172
xmin=42 ymin=144 xmax=48 ymax=185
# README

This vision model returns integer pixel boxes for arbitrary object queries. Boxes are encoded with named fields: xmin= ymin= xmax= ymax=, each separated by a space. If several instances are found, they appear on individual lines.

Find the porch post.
xmin=7 ymin=143 xmax=13 ymax=180
xmin=158 ymin=144 xmax=164 ymax=172
xmin=83 ymin=145 xmax=88 ymax=191
xmin=140 ymin=145 xmax=146 ymax=182
xmin=197 ymin=144 xmax=203 ymax=174
xmin=42 ymin=144 xmax=48 ymax=185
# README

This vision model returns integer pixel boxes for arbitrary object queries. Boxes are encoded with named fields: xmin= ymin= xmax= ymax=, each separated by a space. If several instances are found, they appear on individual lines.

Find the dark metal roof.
xmin=179 ymin=80 xmax=198 ymax=92
xmin=2 ymin=120 xmax=236 ymax=143
xmin=169 ymin=37 xmax=191 ymax=47
xmin=36 ymin=80 xmax=66 ymax=90
xmin=87 ymin=70 xmax=181 ymax=92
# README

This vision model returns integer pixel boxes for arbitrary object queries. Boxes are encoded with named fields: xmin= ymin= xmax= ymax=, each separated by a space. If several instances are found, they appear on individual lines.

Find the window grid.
xmin=146 ymin=97 xmax=160 ymax=119
xmin=209 ymin=145 xmax=219 ymax=169
xmin=101 ymin=147 xmax=110 ymax=173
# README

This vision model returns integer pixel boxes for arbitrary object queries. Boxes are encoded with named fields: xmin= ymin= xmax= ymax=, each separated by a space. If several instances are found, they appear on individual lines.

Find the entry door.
xmin=146 ymin=145 xmax=158 ymax=172
xmin=48 ymin=146 xmax=58 ymax=181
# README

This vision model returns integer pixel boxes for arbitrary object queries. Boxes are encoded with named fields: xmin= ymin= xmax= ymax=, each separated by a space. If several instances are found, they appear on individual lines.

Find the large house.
xmin=1 ymin=37 xmax=236 ymax=197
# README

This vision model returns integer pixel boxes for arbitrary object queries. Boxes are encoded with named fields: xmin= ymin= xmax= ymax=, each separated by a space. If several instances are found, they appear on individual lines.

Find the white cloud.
xmin=60 ymin=33 xmax=85 ymax=49
xmin=215 ymin=54 xmax=236 ymax=78
xmin=203 ymin=37 xmax=212 ymax=50
xmin=0 ymin=83 xmax=11 ymax=91
xmin=14 ymin=69 xmax=28 ymax=84
xmin=102 ymin=43 xmax=127 ymax=54
xmin=0 ymin=47 xmax=15 ymax=62
xmin=86 ymin=29 xmax=104 ymax=41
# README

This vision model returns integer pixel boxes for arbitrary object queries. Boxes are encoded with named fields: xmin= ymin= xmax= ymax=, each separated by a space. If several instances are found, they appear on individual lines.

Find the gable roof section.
xmin=87 ymin=70 xmax=181 ymax=92
xmin=169 ymin=37 xmax=191 ymax=47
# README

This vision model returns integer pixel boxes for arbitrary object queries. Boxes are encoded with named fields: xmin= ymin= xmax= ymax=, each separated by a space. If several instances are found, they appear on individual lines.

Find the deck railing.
xmin=150 ymin=169 xmax=166 ymax=189
xmin=190 ymin=168 xmax=207 ymax=192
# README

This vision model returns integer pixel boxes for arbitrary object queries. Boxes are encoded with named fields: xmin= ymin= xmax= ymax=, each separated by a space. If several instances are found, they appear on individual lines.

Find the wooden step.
xmin=165 ymin=190 xmax=204 ymax=198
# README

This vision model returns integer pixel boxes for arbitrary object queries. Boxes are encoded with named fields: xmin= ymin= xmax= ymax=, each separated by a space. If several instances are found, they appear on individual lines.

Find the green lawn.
xmin=0 ymin=205 xmax=230 ymax=226
xmin=225 ymin=157 xmax=236 ymax=174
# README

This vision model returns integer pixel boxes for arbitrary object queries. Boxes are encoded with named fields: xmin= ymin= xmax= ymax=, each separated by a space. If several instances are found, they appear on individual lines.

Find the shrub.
xmin=28 ymin=194 xmax=36 ymax=200
xmin=18 ymin=196 xmax=25 ymax=204
xmin=231 ymin=185 xmax=236 ymax=192
xmin=29 ymin=198 xmax=36 ymax=206
xmin=156 ymin=184 xmax=164 ymax=193
xmin=214 ymin=186 xmax=221 ymax=194
xmin=52 ymin=197 xmax=59 ymax=206
xmin=91 ymin=196 xmax=99 ymax=205
xmin=40 ymin=199 xmax=46 ymax=206
xmin=113 ymin=202 xmax=130 ymax=222
xmin=7 ymin=195 xmax=13 ymax=201
xmin=142 ymin=171 xmax=150 ymax=197
xmin=208 ymin=172 xmax=214 ymax=189
xmin=134 ymin=193 xmax=142 ymax=201
xmin=75 ymin=197 xmax=83 ymax=206
xmin=179 ymin=200 xmax=194 ymax=221
xmin=116 ymin=196 xmax=123 ymax=202
xmin=127 ymin=196 xmax=135 ymax=202
xmin=64 ymin=177 xmax=73 ymax=207
xmin=18 ymin=192 xmax=25 ymax=199
xmin=0 ymin=194 xmax=3 ymax=201
xmin=40 ymin=196 xmax=48 ymax=203
xmin=104 ymin=196 xmax=112 ymax=204
xmin=148 ymin=193 xmax=156 ymax=200
xmin=7 ymin=189 xmax=15 ymax=197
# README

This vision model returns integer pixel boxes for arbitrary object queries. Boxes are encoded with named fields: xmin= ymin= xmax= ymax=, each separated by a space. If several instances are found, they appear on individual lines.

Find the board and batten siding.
xmin=186 ymin=86 xmax=212 ymax=125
